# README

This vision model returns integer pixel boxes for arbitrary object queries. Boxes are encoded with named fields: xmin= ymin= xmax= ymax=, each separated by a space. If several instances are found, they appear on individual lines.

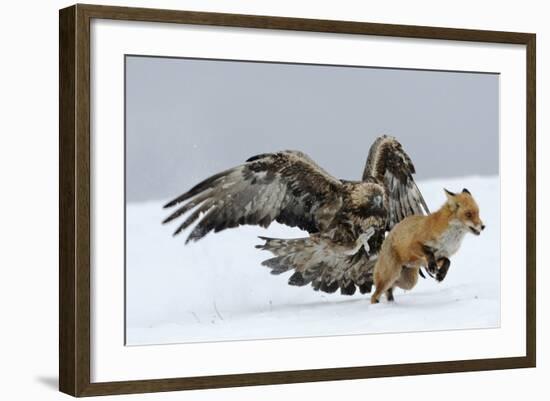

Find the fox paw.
xmin=436 ymin=266 xmax=449 ymax=282
xmin=435 ymin=258 xmax=451 ymax=282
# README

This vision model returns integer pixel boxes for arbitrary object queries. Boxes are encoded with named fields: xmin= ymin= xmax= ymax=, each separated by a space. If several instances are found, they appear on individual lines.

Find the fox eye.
xmin=465 ymin=211 xmax=473 ymax=219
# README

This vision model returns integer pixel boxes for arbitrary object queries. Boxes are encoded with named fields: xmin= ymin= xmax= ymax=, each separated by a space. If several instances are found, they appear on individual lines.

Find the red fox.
xmin=371 ymin=188 xmax=484 ymax=304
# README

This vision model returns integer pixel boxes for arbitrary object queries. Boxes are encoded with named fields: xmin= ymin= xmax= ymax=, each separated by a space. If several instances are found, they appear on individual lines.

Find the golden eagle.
xmin=162 ymin=135 xmax=429 ymax=295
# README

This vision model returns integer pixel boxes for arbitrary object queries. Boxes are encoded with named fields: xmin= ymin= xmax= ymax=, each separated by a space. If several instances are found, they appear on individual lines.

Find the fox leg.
xmin=378 ymin=266 xmax=419 ymax=302
xmin=435 ymin=257 xmax=451 ymax=282
xmin=395 ymin=266 xmax=419 ymax=290
xmin=386 ymin=287 xmax=395 ymax=302
xmin=371 ymin=270 xmax=400 ymax=304
xmin=422 ymin=245 xmax=439 ymax=275
xmin=371 ymin=280 xmax=393 ymax=304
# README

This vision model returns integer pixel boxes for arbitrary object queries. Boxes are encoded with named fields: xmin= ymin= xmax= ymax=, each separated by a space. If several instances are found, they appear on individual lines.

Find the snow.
xmin=126 ymin=176 xmax=500 ymax=346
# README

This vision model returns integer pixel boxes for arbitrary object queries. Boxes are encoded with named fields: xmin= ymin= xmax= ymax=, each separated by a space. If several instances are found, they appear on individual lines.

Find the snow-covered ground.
xmin=126 ymin=176 xmax=500 ymax=346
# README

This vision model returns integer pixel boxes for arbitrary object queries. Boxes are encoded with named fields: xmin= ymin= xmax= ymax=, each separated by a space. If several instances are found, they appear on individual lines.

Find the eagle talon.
xmin=344 ymin=227 xmax=376 ymax=256
xmin=359 ymin=227 xmax=376 ymax=254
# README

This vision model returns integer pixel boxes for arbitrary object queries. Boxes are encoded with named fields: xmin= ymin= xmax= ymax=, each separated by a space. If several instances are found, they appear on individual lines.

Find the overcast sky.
xmin=125 ymin=56 xmax=499 ymax=203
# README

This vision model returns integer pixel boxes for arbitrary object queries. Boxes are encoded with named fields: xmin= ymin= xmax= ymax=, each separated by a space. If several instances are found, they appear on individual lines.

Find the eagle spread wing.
xmin=163 ymin=150 xmax=344 ymax=242
xmin=163 ymin=135 xmax=428 ymax=295
xmin=363 ymin=135 xmax=429 ymax=229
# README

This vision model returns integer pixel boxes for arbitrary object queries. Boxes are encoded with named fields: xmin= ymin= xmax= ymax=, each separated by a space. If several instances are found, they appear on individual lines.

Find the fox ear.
xmin=444 ymin=188 xmax=456 ymax=197
xmin=462 ymin=188 xmax=471 ymax=195
xmin=444 ymin=188 xmax=458 ymax=209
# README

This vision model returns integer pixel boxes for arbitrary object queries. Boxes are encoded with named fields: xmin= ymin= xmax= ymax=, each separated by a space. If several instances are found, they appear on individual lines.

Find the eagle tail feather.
xmin=257 ymin=236 xmax=374 ymax=295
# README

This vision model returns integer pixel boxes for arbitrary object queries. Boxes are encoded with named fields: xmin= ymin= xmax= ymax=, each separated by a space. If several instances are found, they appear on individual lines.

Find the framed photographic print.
xmin=59 ymin=4 xmax=536 ymax=397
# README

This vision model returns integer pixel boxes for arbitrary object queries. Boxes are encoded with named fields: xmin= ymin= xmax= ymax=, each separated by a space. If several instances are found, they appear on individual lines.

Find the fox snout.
xmin=468 ymin=222 xmax=485 ymax=236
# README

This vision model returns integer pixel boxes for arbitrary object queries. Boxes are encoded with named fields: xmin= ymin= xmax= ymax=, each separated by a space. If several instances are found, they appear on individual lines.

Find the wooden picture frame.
xmin=59 ymin=3 xmax=536 ymax=397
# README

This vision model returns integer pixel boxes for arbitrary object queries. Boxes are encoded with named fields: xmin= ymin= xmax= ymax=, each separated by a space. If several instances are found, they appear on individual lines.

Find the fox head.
xmin=444 ymin=188 xmax=485 ymax=235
